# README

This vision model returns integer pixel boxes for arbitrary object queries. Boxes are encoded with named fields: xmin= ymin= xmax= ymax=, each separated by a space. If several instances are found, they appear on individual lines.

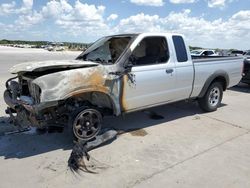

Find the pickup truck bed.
xmin=191 ymin=56 xmax=243 ymax=97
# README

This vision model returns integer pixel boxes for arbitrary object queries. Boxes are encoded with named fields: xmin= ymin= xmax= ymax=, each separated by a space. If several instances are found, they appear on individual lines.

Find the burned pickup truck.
xmin=4 ymin=33 xmax=243 ymax=141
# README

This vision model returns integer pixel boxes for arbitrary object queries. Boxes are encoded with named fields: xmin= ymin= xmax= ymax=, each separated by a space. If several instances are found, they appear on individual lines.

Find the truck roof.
xmin=107 ymin=33 xmax=184 ymax=38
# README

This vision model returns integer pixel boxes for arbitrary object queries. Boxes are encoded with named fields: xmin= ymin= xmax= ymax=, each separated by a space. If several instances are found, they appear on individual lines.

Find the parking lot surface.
xmin=0 ymin=46 xmax=249 ymax=188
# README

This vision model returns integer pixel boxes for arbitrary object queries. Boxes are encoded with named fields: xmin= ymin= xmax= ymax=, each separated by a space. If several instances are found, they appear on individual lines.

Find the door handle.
xmin=166 ymin=69 xmax=174 ymax=74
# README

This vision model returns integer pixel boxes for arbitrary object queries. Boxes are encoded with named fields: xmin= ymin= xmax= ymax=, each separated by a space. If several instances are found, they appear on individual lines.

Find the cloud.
xmin=231 ymin=10 xmax=250 ymax=20
xmin=0 ymin=0 xmax=249 ymax=49
xmin=116 ymin=13 xmax=161 ymax=32
xmin=16 ymin=11 xmax=43 ymax=27
xmin=0 ymin=0 xmax=38 ymax=32
xmin=170 ymin=0 xmax=196 ymax=3
xmin=114 ymin=9 xmax=250 ymax=49
xmin=0 ymin=1 xmax=16 ymax=15
xmin=18 ymin=0 xmax=33 ymax=14
xmin=208 ymin=0 xmax=225 ymax=8
xmin=41 ymin=0 xmax=105 ymax=23
xmin=39 ymin=0 xmax=110 ymax=38
xmin=207 ymin=0 xmax=235 ymax=8
xmin=0 ymin=0 xmax=33 ymax=15
xmin=130 ymin=0 xmax=164 ymax=6
xmin=107 ymin=14 xmax=118 ymax=21
xmin=41 ymin=0 xmax=73 ymax=18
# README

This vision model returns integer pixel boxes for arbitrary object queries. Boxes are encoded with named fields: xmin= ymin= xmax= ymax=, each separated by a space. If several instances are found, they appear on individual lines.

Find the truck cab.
xmin=123 ymin=33 xmax=194 ymax=111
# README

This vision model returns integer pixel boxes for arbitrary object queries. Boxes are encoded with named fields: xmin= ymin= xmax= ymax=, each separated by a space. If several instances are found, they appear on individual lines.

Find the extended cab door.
xmin=123 ymin=34 xmax=177 ymax=111
xmin=172 ymin=35 xmax=194 ymax=100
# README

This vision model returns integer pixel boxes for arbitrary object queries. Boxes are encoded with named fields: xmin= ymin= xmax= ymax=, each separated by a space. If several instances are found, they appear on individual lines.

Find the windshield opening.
xmin=76 ymin=36 xmax=134 ymax=64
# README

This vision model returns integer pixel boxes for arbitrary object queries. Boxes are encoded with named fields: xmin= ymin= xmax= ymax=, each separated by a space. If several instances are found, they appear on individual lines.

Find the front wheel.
xmin=198 ymin=82 xmax=223 ymax=112
xmin=72 ymin=107 xmax=103 ymax=141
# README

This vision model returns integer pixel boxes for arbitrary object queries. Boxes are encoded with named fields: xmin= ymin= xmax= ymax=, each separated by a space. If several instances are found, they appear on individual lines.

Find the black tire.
xmin=70 ymin=106 xmax=103 ymax=142
xmin=198 ymin=82 xmax=223 ymax=112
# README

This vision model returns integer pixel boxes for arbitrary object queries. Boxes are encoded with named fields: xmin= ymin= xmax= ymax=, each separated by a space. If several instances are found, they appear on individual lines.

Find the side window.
xmin=207 ymin=51 xmax=214 ymax=55
xmin=172 ymin=35 xmax=188 ymax=62
xmin=131 ymin=37 xmax=169 ymax=66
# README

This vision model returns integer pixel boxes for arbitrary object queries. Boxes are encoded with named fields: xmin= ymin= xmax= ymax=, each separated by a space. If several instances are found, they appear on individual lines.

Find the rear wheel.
xmin=72 ymin=107 xmax=102 ymax=141
xmin=198 ymin=82 xmax=223 ymax=112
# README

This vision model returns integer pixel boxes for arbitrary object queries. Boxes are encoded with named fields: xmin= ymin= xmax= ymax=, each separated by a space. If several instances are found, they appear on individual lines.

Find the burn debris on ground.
xmin=68 ymin=129 xmax=118 ymax=173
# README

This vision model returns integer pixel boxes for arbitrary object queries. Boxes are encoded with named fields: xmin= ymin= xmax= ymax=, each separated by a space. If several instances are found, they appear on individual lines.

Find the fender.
xmin=198 ymin=70 xmax=229 ymax=98
xmin=64 ymin=89 xmax=122 ymax=116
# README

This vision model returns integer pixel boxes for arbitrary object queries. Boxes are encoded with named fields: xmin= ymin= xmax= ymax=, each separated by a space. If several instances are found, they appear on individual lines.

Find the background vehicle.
xmin=191 ymin=49 xmax=219 ymax=57
xmin=46 ymin=42 xmax=65 ymax=51
xmin=242 ymin=50 xmax=250 ymax=84
xmin=229 ymin=50 xmax=244 ymax=56
xmin=4 ymin=33 xmax=243 ymax=141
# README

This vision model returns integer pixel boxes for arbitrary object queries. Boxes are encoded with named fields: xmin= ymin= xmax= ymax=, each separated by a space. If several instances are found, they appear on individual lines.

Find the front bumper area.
xmin=4 ymin=89 xmax=40 ymax=128
xmin=4 ymin=89 xmax=35 ymax=113
xmin=4 ymin=89 xmax=59 ymax=128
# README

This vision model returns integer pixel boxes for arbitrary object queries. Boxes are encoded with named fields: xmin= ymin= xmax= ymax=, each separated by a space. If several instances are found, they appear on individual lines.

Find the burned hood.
xmin=10 ymin=60 xmax=99 ymax=74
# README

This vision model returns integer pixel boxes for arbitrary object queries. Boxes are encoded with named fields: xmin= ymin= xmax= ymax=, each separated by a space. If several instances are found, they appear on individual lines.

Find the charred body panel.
xmin=4 ymin=64 xmax=128 ymax=129
xmin=4 ymin=35 xmax=136 ymax=130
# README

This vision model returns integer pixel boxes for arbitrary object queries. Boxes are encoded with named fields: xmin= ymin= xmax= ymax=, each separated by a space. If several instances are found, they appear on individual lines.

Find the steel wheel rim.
xmin=73 ymin=109 xmax=102 ymax=140
xmin=208 ymin=87 xmax=220 ymax=107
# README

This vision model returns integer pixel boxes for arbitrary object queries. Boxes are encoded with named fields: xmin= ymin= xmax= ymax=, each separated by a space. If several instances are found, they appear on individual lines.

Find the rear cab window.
xmin=172 ymin=35 xmax=188 ymax=62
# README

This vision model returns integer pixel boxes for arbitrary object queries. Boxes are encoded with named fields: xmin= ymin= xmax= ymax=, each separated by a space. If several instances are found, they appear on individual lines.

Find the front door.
xmin=123 ymin=36 xmax=176 ymax=111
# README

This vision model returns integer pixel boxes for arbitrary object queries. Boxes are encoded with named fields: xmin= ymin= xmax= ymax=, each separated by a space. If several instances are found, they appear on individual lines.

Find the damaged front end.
xmin=3 ymin=34 xmax=140 ymax=173
xmin=5 ymin=76 xmax=39 ymax=128
xmin=4 ymin=34 xmax=136 ymax=140
xmin=4 ymin=60 xmax=125 ymax=134
xmin=4 ymin=75 xmax=65 ymax=129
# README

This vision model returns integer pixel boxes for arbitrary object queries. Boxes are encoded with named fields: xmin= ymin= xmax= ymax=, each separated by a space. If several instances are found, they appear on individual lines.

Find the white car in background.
xmin=191 ymin=49 xmax=219 ymax=57
xmin=229 ymin=50 xmax=244 ymax=56
xmin=46 ymin=42 xmax=65 ymax=51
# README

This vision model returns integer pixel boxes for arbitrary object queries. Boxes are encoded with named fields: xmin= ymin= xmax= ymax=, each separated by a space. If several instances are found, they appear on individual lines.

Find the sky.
xmin=0 ymin=0 xmax=249 ymax=49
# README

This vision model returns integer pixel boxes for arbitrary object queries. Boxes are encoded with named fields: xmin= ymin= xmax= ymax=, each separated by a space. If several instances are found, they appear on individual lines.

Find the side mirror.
xmin=124 ymin=56 xmax=135 ymax=70
xmin=124 ymin=61 xmax=133 ymax=70
xmin=129 ymin=55 xmax=136 ymax=64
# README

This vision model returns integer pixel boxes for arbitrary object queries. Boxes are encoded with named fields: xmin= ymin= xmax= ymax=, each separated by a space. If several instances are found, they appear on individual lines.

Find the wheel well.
xmin=66 ymin=91 xmax=115 ymax=115
xmin=198 ymin=74 xmax=228 ymax=98
xmin=212 ymin=76 xmax=227 ymax=91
